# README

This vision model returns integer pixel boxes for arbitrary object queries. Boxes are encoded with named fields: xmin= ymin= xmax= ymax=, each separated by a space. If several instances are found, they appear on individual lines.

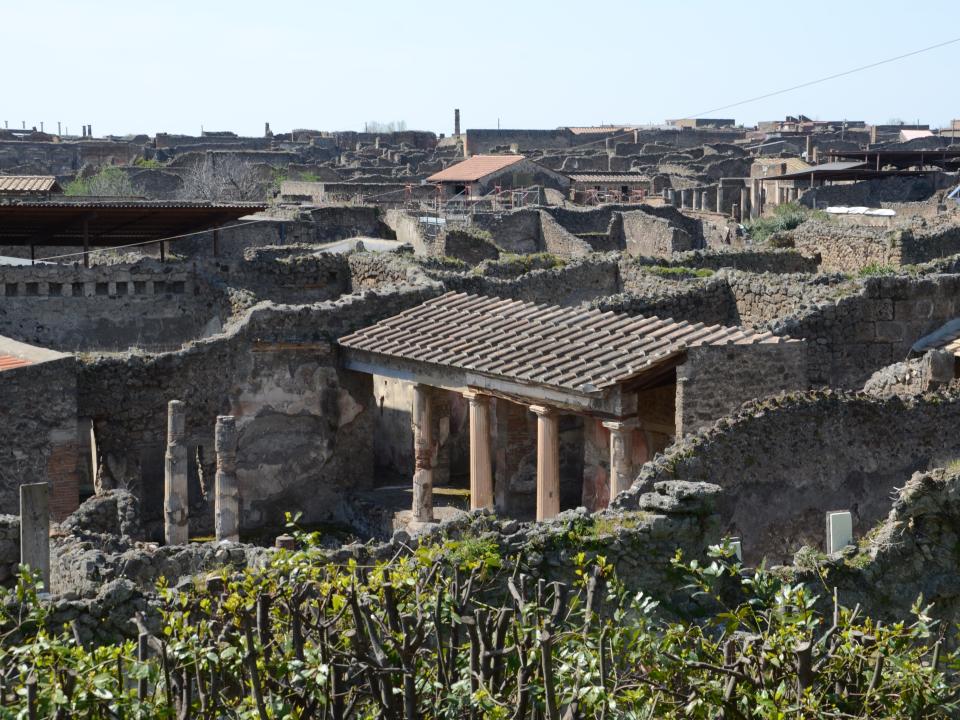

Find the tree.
xmin=179 ymin=154 xmax=264 ymax=201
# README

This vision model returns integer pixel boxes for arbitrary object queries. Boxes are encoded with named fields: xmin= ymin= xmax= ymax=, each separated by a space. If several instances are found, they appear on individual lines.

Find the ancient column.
xmin=464 ymin=391 xmax=493 ymax=511
xmin=602 ymin=419 xmax=637 ymax=502
xmin=715 ymin=185 xmax=724 ymax=214
xmin=531 ymin=405 xmax=560 ymax=521
xmin=215 ymin=415 xmax=240 ymax=542
xmin=699 ymin=191 xmax=709 ymax=212
xmin=740 ymin=187 xmax=751 ymax=221
xmin=692 ymin=189 xmax=701 ymax=211
xmin=163 ymin=400 xmax=189 ymax=545
xmin=20 ymin=482 xmax=50 ymax=590
xmin=412 ymin=384 xmax=434 ymax=522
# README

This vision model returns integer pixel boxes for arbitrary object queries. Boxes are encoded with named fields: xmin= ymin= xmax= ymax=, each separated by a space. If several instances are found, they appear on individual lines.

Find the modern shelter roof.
xmin=0 ymin=200 xmax=265 ymax=247
xmin=339 ymin=292 xmax=794 ymax=399
xmin=0 ymin=176 xmax=62 ymax=194
xmin=427 ymin=155 xmax=525 ymax=183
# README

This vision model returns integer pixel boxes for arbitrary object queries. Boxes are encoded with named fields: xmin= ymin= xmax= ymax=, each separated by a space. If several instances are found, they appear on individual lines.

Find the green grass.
xmin=637 ymin=264 xmax=714 ymax=279
xmin=858 ymin=263 xmax=897 ymax=277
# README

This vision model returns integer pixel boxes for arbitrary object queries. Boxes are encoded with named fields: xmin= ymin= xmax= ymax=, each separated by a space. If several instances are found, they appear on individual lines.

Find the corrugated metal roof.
xmin=427 ymin=155 xmax=525 ymax=183
xmin=0 ymin=354 xmax=32 ymax=372
xmin=0 ymin=176 xmax=61 ymax=194
xmin=339 ymin=292 xmax=794 ymax=395
xmin=912 ymin=319 xmax=960 ymax=355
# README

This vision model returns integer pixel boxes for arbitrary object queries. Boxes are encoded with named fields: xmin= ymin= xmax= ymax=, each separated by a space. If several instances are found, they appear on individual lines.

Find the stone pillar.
xmin=464 ymin=391 xmax=493 ymax=511
xmin=667 ymin=189 xmax=676 ymax=206
xmin=692 ymin=190 xmax=701 ymax=211
xmin=805 ymin=134 xmax=814 ymax=160
xmin=700 ymin=191 xmax=709 ymax=211
xmin=215 ymin=415 xmax=240 ymax=542
xmin=20 ymin=482 xmax=50 ymax=589
xmin=740 ymin=187 xmax=751 ymax=220
xmin=412 ymin=384 xmax=434 ymax=522
xmin=681 ymin=189 xmax=692 ymax=209
xmin=602 ymin=420 xmax=637 ymax=502
xmin=530 ymin=405 xmax=560 ymax=521
xmin=163 ymin=400 xmax=189 ymax=545
xmin=715 ymin=186 xmax=724 ymax=213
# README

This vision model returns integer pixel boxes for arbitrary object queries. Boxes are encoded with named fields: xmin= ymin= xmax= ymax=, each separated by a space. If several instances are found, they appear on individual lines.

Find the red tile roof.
xmin=339 ymin=292 xmax=795 ymax=395
xmin=0 ymin=354 xmax=32 ymax=372
xmin=427 ymin=155 xmax=525 ymax=183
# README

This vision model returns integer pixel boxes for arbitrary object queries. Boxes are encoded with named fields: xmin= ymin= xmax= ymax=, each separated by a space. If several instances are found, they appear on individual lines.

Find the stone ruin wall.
xmin=615 ymin=389 xmax=960 ymax=565
xmin=0 ymin=355 xmax=79 ymax=520
xmin=0 ymin=261 xmax=226 ymax=352
xmin=75 ymin=287 xmax=439 ymax=537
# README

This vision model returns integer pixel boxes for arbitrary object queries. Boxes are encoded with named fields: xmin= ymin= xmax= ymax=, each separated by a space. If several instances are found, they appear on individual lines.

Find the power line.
xmin=680 ymin=36 xmax=960 ymax=120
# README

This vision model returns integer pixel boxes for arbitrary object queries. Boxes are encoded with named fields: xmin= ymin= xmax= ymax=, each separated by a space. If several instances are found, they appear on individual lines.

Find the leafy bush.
xmin=133 ymin=157 xmax=163 ymax=169
xmin=744 ymin=202 xmax=827 ymax=244
xmin=64 ymin=167 xmax=136 ymax=197
xmin=1 ymin=535 xmax=956 ymax=718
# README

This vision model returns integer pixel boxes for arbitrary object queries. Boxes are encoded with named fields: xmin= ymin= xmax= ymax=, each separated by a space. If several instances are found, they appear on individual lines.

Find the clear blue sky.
xmin=3 ymin=0 xmax=958 ymax=137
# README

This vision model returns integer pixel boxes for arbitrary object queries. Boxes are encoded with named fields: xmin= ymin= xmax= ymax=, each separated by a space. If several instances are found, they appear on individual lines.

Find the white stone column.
xmin=531 ymin=405 xmax=560 ymax=521
xmin=19 ymin=482 xmax=50 ymax=589
xmin=163 ymin=400 xmax=189 ymax=545
xmin=602 ymin=419 xmax=638 ymax=503
xmin=464 ymin=391 xmax=493 ymax=511
xmin=412 ymin=384 xmax=434 ymax=522
xmin=215 ymin=415 xmax=240 ymax=542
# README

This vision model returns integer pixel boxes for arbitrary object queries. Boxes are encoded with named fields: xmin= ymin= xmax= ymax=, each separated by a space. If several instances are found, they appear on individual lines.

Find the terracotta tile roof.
xmin=339 ymin=292 xmax=795 ymax=395
xmin=568 ymin=173 xmax=649 ymax=184
xmin=0 ymin=354 xmax=32 ymax=372
xmin=565 ymin=126 xmax=633 ymax=136
xmin=427 ymin=155 xmax=525 ymax=183
xmin=0 ymin=175 xmax=61 ymax=194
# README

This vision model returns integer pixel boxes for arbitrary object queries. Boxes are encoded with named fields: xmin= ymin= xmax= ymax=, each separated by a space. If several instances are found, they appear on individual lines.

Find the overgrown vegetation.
xmin=637 ymin=264 xmax=714 ymax=280
xmin=133 ymin=157 xmax=164 ymax=169
xmin=744 ymin=202 xmax=829 ymax=244
xmin=858 ymin=263 xmax=898 ymax=277
xmin=64 ymin=167 xmax=136 ymax=197
xmin=1 ymin=534 xmax=956 ymax=718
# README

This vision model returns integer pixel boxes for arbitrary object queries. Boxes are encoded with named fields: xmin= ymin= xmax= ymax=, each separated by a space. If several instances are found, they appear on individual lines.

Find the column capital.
xmin=602 ymin=417 xmax=639 ymax=432
xmin=462 ymin=389 xmax=490 ymax=404
xmin=529 ymin=404 xmax=558 ymax=418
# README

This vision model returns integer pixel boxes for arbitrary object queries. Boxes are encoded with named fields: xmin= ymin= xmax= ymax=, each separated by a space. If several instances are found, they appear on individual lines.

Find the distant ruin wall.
xmin=0 ymin=262 xmax=224 ymax=352
xmin=614 ymin=390 xmax=960 ymax=564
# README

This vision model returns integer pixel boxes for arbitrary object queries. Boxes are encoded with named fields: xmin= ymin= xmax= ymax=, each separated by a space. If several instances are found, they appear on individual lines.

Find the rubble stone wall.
xmin=675 ymin=342 xmax=809 ymax=437
xmin=0 ymin=353 xmax=79 ymax=518
xmin=615 ymin=390 xmax=960 ymax=565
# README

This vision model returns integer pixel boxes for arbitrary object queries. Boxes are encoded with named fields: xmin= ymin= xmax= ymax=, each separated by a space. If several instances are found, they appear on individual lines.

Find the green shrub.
xmin=133 ymin=157 xmax=163 ymax=169
xmin=64 ymin=167 xmax=135 ymax=197
xmin=858 ymin=263 xmax=897 ymax=277
xmin=1 ymin=535 xmax=957 ymax=717
xmin=744 ymin=202 xmax=825 ymax=243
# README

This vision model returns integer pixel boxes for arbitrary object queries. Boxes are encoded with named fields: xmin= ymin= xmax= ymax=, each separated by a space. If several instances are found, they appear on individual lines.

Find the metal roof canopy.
xmin=826 ymin=149 xmax=960 ymax=170
xmin=0 ymin=200 xmax=266 ymax=247
xmin=759 ymin=163 xmax=935 ymax=183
